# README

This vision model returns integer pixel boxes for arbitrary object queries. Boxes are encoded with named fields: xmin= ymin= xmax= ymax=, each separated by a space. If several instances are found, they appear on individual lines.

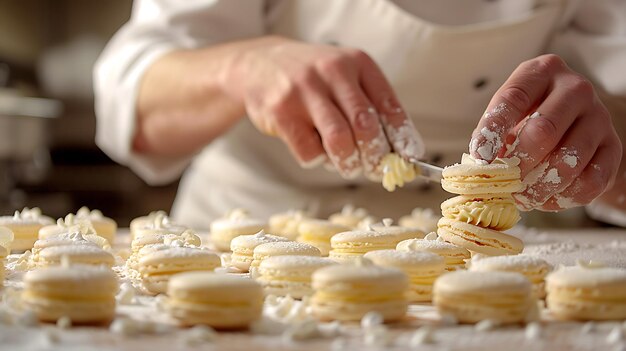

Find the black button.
xmin=474 ymin=77 xmax=489 ymax=90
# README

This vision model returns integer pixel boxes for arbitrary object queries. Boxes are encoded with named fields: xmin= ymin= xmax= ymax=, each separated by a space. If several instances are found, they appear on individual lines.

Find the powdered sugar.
xmin=544 ymin=168 xmax=561 ymax=184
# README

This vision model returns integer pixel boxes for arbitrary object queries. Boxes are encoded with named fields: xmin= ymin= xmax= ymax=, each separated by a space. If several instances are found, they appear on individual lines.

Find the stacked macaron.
xmin=32 ymin=225 xmax=114 ymax=268
xmin=127 ymin=229 xmax=202 ymax=271
xmin=397 ymin=238 xmax=470 ymax=271
xmin=364 ymin=249 xmax=445 ymax=302
xmin=546 ymin=265 xmax=626 ymax=321
xmin=311 ymin=258 xmax=408 ymax=322
xmin=296 ymin=219 xmax=350 ymax=256
xmin=249 ymin=241 xmax=321 ymax=273
xmin=210 ymin=209 xmax=268 ymax=252
xmin=438 ymin=154 xmax=524 ymax=256
xmin=229 ymin=230 xmax=289 ymax=272
xmin=257 ymin=255 xmax=337 ymax=298
xmin=0 ymin=208 xmax=54 ymax=252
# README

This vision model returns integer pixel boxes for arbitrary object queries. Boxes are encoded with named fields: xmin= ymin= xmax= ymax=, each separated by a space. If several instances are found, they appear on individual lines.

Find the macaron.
xmin=250 ymin=241 xmax=321 ymax=270
xmin=36 ymin=245 xmax=115 ymax=268
xmin=73 ymin=207 xmax=117 ymax=244
xmin=129 ymin=210 xmax=168 ymax=237
xmin=210 ymin=209 xmax=268 ymax=252
xmin=269 ymin=210 xmax=309 ymax=241
xmin=167 ymin=272 xmax=263 ymax=329
xmin=127 ymin=230 xmax=202 ymax=271
xmin=138 ymin=246 xmax=221 ymax=295
xmin=469 ymin=255 xmax=552 ymax=299
xmin=132 ymin=212 xmax=188 ymax=241
xmin=546 ymin=266 xmax=626 ymax=321
xmin=311 ymin=259 xmax=408 ymax=322
xmin=328 ymin=204 xmax=369 ymax=228
xmin=433 ymin=270 xmax=534 ymax=324
xmin=396 ymin=238 xmax=470 ymax=271
xmin=0 ymin=208 xmax=54 ymax=252
xmin=441 ymin=194 xmax=520 ymax=231
xmin=22 ymin=265 xmax=118 ymax=323
xmin=437 ymin=218 xmax=523 ymax=256
xmin=31 ymin=231 xmax=102 ymax=266
xmin=229 ymin=231 xmax=289 ymax=272
xmin=441 ymin=154 xmax=522 ymax=195
xmin=364 ymin=250 xmax=445 ymax=302
xmin=0 ymin=226 xmax=14 ymax=258
xmin=297 ymin=219 xmax=350 ymax=256
xmin=257 ymin=255 xmax=337 ymax=298
xmin=329 ymin=228 xmax=423 ymax=262
xmin=398 ymin=208 xmax=440 ymax=233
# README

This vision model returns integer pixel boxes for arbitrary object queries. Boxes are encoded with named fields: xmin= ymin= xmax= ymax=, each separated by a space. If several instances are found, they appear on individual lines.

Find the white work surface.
xmin=1 ymin=228 xmax=626 ymax=351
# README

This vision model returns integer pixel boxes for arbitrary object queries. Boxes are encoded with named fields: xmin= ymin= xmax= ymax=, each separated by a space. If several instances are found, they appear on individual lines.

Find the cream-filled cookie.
xmin=297 ymin=219 xmax=350 ymax=256
xmin=0 ymin=208 xmax=54 ymax=252
xmin=398 ymin=208 xmax=440 ymax=233
xmin=397 ymin=238 xmax=470 ymax=271
xmin=441 ymin=154 xmax=522 ymax=195
xmin=257 ymin=255 xmax=337 ymax=298
xmin=328 ymin=204 xmax=369 ymax=229
xmin=250 ymin=241 xmax=320 ymax=271
xmin=229 ymin=231 xmax=289 ymax=272
xmin=210 ymin=209 xmax=268 ymax=252
xmin=437 ymin=218 xmax=523 ymax=256
xmin=469 ymin=255 xmax=551 ymax=299
xmin=268 ymin=210 xmax=309 ymax=241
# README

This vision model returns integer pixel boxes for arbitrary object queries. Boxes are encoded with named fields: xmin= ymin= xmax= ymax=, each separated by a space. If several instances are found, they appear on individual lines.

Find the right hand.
xmin=221 ymin=36 xmax=424 ymax=179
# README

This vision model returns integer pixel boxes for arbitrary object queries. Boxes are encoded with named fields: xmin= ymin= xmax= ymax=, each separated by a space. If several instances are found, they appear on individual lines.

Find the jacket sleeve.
xmin=93 ymin=0 xmax=267 ymax=185
xmin=550 ymin=0 xmax=626 ymax=97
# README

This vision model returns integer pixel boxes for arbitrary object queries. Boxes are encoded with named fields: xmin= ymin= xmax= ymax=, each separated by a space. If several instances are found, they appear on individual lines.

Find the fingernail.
xmin=382 ymin=97 xmax=404 ymax=115
xmin=355 ymin=108 xmax=380 ymax=130
xmin=300 ymin=154 xmax=327 ymax=169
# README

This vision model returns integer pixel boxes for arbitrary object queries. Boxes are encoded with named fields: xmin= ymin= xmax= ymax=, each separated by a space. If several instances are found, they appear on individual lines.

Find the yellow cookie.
xmin=396 ymin=238 xmax=470 ymax=271
xmin=437 ymin=218 xmax=523 ymax=256
xmin=441 ymin=194 xmax=520 ymax=231
xmin=297 ymin=219 xmax=351 ymax=256
xmin=441 ymin=154 xmax=522 ymax=195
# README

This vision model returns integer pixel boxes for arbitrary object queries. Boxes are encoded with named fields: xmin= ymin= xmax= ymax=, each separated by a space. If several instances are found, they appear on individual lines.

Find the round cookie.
xmin=396 ymin=238 xmax=470 ymax=271
xmin=0 ymin=208 xmax=54 ymax=252
xmin=398 ymin=208 xmax=440 ymax=233
xmin=433 ymin=270 xmax=534 ymax=324
xmin=22 ymin=265 xmax=118 ymax=323
xmin=250 ymin=241 xmax=321 ymax=270
xmin=441 ymin=154 xmax=522 ymax=195
xmin=167 ymin=272 xmax=263 ymax=329
xmin=364 ymin=249 xmax=445 ymax=302
xmin=297 ymin=219 xmax=350 ymax=256
xmin=546 ymin=266 xmax=626 ymax=321
xmin=36 ymin=245 xmax=115 ymax=268
xmin=0 ymin=226 xmax=14 ymax=258
xmin=329 ymin=228 xmax=422 ymax=262
xmin=437 ymin=218 xmax=523 ymax=256
xmin=257 ymin=255 xmax=337 ymax=298
xmin=311 ymin=261 xmax=408 ymax=322
xmin=328 ymin=205 xmax=370 ymax=229
xmin=229 ymin=231 xmax=289 ymax=272
xmin=210 ymin=209 xmax=268 ymax=252
xmin=269 ymin=210 xmax=309 ymax=241
xmin=470 ymin=255 xmax=552 ymax=299
xmin=130 ymin=211 xmax=168 ymax=237
xmin=441 ymin=194 xmax=520 ymax=231
xmin=138 ymin=246 xmax=221 ymax=294
xmin=73 ymin=207 xmax=117 ymax=244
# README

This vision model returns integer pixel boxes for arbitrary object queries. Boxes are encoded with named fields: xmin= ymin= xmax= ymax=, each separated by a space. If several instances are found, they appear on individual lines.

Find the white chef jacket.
xmin=94 ymin=0 xmax=626 ymax=229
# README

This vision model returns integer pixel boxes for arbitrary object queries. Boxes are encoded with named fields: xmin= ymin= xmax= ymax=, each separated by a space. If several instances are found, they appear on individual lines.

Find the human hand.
xmin=222 ymin=36 xmax=424 ymax=179
xmin=469 ymin=54 xmax=622 ymax=211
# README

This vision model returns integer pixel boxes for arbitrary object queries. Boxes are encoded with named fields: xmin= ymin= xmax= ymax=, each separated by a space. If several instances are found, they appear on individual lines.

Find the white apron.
xmin=172 ymin=0 xmax=568 ymax=229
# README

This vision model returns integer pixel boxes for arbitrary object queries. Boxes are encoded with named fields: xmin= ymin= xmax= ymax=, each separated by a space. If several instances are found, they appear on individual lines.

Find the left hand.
xmin=469 ymin=54 xmax=622 ymax=211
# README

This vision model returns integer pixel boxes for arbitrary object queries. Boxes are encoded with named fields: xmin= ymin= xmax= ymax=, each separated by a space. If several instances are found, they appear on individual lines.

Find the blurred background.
xmin=0 ymin=0 xmax=618 ymax=228
xmin=0 ymin=0 xmax=177 ymax=226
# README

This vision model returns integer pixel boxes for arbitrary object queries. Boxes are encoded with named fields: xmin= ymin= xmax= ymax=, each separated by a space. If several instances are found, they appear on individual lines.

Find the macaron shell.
xmin=437 ymin=218 xmax=523 ymax=256
xmin=311 ymin=298 xmax=407 ymax=322
xmin=37 ymin=245 xmax=115 ymax=267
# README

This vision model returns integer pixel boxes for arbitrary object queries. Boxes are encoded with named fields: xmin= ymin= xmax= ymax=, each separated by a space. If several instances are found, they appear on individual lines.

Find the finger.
xmin=470 ymin=54 xmax=565 ymax=162
xmin=513 ymin=115 xmax=601 ymax=210
xmin=354 ymin=50 xmax=424 ymax=162
xmin=270 ymin=105 xmax=327 ymax=168
xmin=509 ymin=74 xmax=593 ymax=177
xmin=539 ymin=144 xmax=621 ymax=211
xmin=315 ymin=50 xmax=390 ymax=178
xmin=296 ymin=71 xmax=361 ymax=178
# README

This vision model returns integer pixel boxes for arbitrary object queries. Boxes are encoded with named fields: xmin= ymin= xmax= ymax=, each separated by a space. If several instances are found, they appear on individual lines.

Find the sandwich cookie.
xmin=210 ymin=209 xmax=268 ymax=252
xmin=441 ymin=154 xmax=522 ymax=195
xmin=546 ymin=266 xmax=626 ymax=321
xmin=22 ymin=265 xmax=118 ymax=323
xmin=73 ymin=207 xmax=117 ymax=244
xmin=130 ymin=210 xmax=168 ymax=238
xmin=297 ymin=219 xmax=350 ymax=256
xmin=269 ymin=210 xmax=309 ymax=241
xmin=328 ymin=204 xmax=370 ymax=229
xmin=364 ymin=250 xmax=445 ymax=302
xmin=37 ymin=245 xmax=115 ymax=268
xmin=398 ymin=208 xmax=440 ymax=233
xmin=167 ymin=272 xmax=263 ymax=329
xmin=132 ymin=212 xmax=188 ymax=241
xmin=31 ymin=231 xmax=105 ymax=267
xmin=250 ymin=241 xmax=321 ymax=271
xmin=397 ymin=238 xmax=470 ymax=271
xmin=311 ymin=259 xmax=408 ymax=322
xmin=469 ymin=255 xmax=552 ymax=299
xmin=257 ymin=255 xmax=337 ymax=298
xmin=229 ymin=231 xmax=289 ymax=272
xmin=128 ymin=230 xmax=201 ymax=270
xmin=433 ymin=270 xmax=534 ymax=324
xmin=0 ymin=226 xmax=14 ymax=258
xmin=329 ymin=227 xmax=422 ymax=263
xmin=437 ymin=218 xmax=523 ymax=256
xmin=0 ymin=208 xmax=54 ymax=252
xmin=441 ymin=194 xmax=520 ymax=231
xmin=138 ymin=246 xmax=221 ymax=295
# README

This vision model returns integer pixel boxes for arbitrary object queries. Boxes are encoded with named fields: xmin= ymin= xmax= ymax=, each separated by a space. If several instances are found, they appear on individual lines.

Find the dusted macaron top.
xmin=470 ymin=255 xmax=551 ymax=273
xmin=434 ymin=270 xmax=531 ymax=294
xmin=364 ymin=249 xmax=445 ymax=270
xmin=254 ymin=241 xmax=321 ymax=257
xmin=546 ymin=266 xmax=626 ymax=290
xmin=312 ymin=260 xmax=408 ymax=287
xmin=24 ymin=264 xmax=118 ymax=292
xmin=230 ymin=230 xmax=289 ymax=250
xmin=139 ymin=246 xmax=220 ymax=265
xmin=0 ymin=208 xmax=54 ymax=226
xmin=396 ymin=238 xmax=470 ymax=256
xmin=168 ymin=272 xmax=262 ymax=299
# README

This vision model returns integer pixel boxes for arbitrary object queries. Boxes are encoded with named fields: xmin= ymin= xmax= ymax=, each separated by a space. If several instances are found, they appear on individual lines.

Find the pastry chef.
xmin=94 ymin=0 xmax=626 ymax=229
